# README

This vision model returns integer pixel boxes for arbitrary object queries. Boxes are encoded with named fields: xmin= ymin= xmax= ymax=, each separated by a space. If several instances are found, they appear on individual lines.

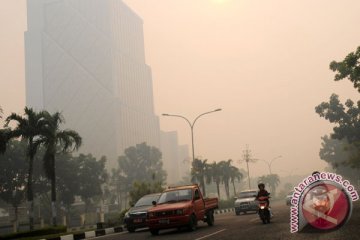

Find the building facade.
xmin=25 ymin=0 xmax=160 ymax=168
xmin=160 ymin=131 xmax=190 ymax=184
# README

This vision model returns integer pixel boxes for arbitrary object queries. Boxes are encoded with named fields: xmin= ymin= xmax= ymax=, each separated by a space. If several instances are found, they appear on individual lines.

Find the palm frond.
xmin=57 ymin=130 xmax=82 ymax=151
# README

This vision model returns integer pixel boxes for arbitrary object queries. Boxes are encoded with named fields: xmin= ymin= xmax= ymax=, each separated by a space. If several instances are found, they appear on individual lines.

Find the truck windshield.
xmin=238 ymin=191 xmax=257 ymax=199
xmin=158 ymin=189 xmax=192 ymax=204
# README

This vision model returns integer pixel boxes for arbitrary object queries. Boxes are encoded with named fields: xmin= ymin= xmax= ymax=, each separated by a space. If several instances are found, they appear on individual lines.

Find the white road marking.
xmin=194 ymin=229 xmax=226 ymax=240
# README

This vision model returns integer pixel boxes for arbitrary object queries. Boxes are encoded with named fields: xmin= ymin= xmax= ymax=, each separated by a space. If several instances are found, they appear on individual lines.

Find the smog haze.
xmin=1 ymin=0 xmax=360 ymax=178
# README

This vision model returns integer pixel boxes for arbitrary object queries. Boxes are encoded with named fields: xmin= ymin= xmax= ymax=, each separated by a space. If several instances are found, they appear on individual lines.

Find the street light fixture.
xmin=261 ymin=155 xmax=282 ymax=175
xmin=162 ymin=108 xmax=222 ymax=163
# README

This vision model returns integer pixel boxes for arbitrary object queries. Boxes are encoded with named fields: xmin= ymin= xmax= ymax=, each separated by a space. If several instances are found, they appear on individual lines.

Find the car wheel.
xmin=243 ymin=211 xmax=247 ymax=214
xmin=127 ymin=227 xmax=136 ymax=233
xmin=206 ymin=211 xmax=214 ymax=226
xmin=235 ymin=211 xmax=240 ymax=216
xmin=188 ymin=214 xmax=197 ymax=231
xmin=150 ymin=229 xmax=159 ymax=235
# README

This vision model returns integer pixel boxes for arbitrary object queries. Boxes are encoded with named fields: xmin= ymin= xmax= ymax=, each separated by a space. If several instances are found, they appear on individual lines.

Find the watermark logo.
xmin=290 ymin=172 xmax=359 ymax=233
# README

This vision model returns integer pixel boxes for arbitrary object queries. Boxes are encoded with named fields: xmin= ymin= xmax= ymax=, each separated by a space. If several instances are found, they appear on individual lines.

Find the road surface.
xmin=94 ymin=200 xmax=360 ymax=240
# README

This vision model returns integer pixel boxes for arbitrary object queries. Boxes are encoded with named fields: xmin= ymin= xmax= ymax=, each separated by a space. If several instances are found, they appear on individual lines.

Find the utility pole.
xmin=240 ymin=145 xmax=257 ymax=189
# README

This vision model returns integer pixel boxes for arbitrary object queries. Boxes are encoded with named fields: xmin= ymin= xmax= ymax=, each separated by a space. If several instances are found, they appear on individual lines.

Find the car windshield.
xmin=157 ymin=189 xmax=192 ymax=204
xmin=238 ymin=191 xmax=257 ymax=199
xmin=134 ymin=194 xmax=160 ymax=207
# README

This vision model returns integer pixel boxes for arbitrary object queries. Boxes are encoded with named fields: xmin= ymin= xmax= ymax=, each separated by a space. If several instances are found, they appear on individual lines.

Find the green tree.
xmin=207 ymin=162 xmax=222 ymax=199
xmin=2 ymin=107 xmax=47 ymax=230
xmin=117 ymin=143 xmax=166 ymax=205
xmin=76 ymin=154 xmax=108 ymax=221
xmin=129 ymin=181 xmax=164 ymax=206
xmin=219 ymin=159 xmax=233 ymax=200
xmin=229 ymin=166 xmax=243 ymax=196
xmin=38 ymin=111 xmax=81 ymax=226
xmin=329 ymin=46 xmax=360 ymax=91
xmin=315 ymin=95 xmax=360 ymax=167
xmin=258 ymin=174 xmax=280 ymax=196
xmin=316 ymin=46 xmax=360 ymax=168
xmin=191 ymin=158 xmax=209 ymax=196
xmin=0 ymin=140 xmax=27 ymax=232
xmin=267 ymin=174 xmax=280 ymax=196
xmin=319 ymin=135 xmax=359 ymax=182
xmin=109 ymin=168 xmax=128 ymax=210
xmin=55 ymin=152 xmax=81 ymax=224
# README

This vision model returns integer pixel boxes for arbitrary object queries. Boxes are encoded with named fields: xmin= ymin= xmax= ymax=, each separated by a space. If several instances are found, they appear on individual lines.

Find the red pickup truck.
xmin=146 ymin=184 xmax=218 ymax=235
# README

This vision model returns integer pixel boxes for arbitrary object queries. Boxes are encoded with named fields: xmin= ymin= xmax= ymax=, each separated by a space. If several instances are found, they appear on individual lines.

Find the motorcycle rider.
xmin=256 ymin=183 xmax=272 ymax=217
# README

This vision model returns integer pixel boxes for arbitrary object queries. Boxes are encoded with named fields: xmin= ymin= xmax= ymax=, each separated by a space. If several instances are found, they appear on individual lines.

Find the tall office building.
xmin=25 ymin=0 xmax=160 ymax=168
xmin=160 ymin=131 xmax=190 ymax=184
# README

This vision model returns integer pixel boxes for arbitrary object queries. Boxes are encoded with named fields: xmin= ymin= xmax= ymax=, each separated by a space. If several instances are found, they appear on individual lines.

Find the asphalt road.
xmin=94 ymin=200 xmax=360 ymax=240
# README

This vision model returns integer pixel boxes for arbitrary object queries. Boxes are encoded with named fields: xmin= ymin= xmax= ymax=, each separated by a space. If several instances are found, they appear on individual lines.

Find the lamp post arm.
xmin=163 ymin=114 xmax=192 ymax=128
xmin=162 ymin=109 xmax=221 ymax=164
xmin=192 ymin=109 xmax=221 ymax=128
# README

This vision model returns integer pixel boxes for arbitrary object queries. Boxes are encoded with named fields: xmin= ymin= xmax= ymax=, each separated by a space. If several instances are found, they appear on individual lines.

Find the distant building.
xmin=160 ymin=131 xmax=190 ymax=184
xmin=25 ymin=0 xmax=160 ymax=168
xmin=178 ymin=144 xmax=191 ymax=180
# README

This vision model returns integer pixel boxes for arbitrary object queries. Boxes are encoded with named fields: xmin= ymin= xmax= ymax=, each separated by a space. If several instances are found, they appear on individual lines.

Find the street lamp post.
xmin=261 ymin=155 xmax=282 ymax=175
xmin=162 ymin=108 xmax=222 ymax=163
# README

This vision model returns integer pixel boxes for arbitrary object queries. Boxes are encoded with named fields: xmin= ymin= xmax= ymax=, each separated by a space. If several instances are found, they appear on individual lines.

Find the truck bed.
xmin=204 ymin=197 xmax=219 ymax=210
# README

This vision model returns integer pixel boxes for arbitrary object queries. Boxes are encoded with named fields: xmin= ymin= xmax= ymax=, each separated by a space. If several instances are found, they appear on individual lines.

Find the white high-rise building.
xmin=160 ymin=131 xmax=190 ymax=184
xmin=25 ymin=0 xmax=160 ymax=168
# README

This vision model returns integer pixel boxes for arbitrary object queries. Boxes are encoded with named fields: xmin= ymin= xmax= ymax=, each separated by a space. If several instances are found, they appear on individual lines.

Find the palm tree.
xmin=257 ymin=174 xmax=280 ymax=196
xmin=39 ymin=111 xmax=82 ymax=226
xmin=267 ymin=174 xmax=280 ymax=196
xmin=208 ymin=162 xmax=222 ymax=199
xmin=219 ymin=159 xmax=232 ymax=200
xmin=3 ymin=107 xmax=47 ymax=230
xmin=191 ymin=158 xmax=208 ymax=196
xmin=229 ymin=166 xmax=243 ymax=196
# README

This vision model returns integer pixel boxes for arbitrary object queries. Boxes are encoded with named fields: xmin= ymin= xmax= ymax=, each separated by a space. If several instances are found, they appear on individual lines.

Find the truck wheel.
xmin=150 ymin=229 xmax=159 ymax=235
xmin=188 ymin=214 xmax=197 ymax=231
xmin=206 ymin=211 xmax=214 ymax=226
xmin=235 ymin=211 xmax=240 ymax=216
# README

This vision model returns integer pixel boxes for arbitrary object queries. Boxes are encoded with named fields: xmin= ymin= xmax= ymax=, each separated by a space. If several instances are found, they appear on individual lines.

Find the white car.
xmin=234 ymin=190 xmax=258 ymax=215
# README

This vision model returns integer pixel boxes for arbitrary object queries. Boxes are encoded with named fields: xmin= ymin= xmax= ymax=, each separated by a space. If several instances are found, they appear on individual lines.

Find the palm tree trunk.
xmin=201 ymin=177 xmax=206 ymax=197
xmin=14 ymin=205 xmax=18 ymax=233
xmin=216 ymin=183 xmax=221 ymax=199
xmin=51 ymin=169 xmax=57 ymax=226
xmin=232 ymin=181 xmax=236 ymax=196
xmin=225 ymin=182 xmax=230 ymax=200
xmin=50 ymin=156 xmax=57 ymax=226
xmin=27 ymin=156 xmax=34 ymax=231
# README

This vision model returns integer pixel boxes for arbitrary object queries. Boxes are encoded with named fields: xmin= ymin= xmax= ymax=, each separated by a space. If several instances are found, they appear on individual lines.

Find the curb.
xmin=42 ymin=226 xmax=123 ymax=240
xmin=214 ymin=208 xmax=234 ymax=214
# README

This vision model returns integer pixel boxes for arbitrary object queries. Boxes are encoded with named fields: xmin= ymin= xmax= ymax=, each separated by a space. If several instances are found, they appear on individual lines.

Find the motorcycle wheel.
xmin=266 ymin=209 xmax=271 ymax=223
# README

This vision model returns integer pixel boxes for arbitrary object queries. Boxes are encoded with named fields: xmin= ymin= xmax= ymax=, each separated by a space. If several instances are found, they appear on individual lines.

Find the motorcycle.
xmin=257 ymin=196 xmax=271 ymax=224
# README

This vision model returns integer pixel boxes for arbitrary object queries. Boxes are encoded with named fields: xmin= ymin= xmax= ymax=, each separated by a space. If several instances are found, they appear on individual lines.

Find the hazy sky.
xmin=1 ymin=0 xmax=360 ymax=178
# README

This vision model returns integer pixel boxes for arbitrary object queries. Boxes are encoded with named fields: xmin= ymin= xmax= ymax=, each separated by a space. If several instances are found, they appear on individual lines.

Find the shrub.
xmin=0 ymin=226 xmax=67 ymax=240
xmin=102 ymin=208 xmax=129 ymax=228
xmin=219 ymin=199 xmax=235 ymax=209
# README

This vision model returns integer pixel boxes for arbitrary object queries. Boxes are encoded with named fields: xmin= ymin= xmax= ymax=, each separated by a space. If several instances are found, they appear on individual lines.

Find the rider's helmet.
xmin=312 ymin=171 xmax=320 ymax=176
xmin=258 ymin=183 xmax=265 ymax=189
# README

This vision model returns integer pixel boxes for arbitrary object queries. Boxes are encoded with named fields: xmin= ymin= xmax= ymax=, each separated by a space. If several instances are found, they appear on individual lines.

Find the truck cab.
xmin=146 ymin=184 xmax=218 ymax=235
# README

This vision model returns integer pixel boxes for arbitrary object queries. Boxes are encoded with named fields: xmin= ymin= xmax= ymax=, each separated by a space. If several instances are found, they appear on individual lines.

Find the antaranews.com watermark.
xmin=290 ymin=172 xmax=359 ymax=233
